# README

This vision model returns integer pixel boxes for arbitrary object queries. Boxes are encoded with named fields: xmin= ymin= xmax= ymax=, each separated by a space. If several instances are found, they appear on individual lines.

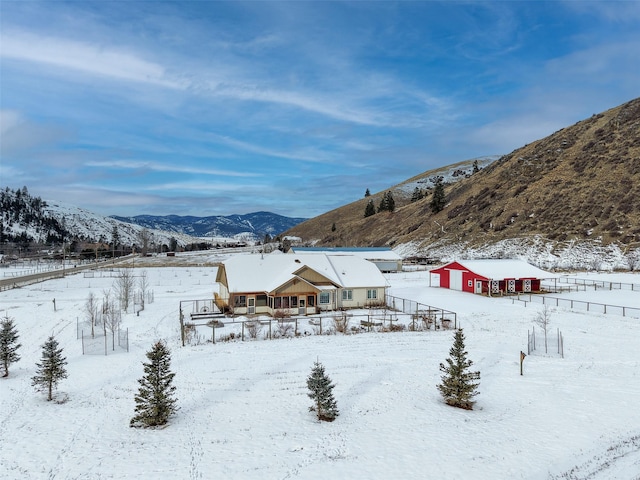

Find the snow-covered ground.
xmin=1 ymin=253 xmax=639 ymax=479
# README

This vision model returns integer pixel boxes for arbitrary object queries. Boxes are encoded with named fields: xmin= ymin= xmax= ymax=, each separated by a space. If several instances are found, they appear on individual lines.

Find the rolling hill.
xmin=285 ymin=97 xmax=640 ymax=266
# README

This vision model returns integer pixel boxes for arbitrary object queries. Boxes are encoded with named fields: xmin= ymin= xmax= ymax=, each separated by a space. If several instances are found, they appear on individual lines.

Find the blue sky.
xmin=1 ymin=1 xmax=639 ymax=218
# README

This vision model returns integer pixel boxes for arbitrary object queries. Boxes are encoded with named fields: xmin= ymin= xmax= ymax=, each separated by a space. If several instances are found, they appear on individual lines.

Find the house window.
xmin=234 ymin=295 xmax=246 ymax=308
xmin=319 ymin=292 xmax=330 ymax=304
xmin=342 ymin=290 xmax=353 ymax=301
xmin=291 ymin=296 xmax=298 ymax=308
xmin=307 ymin=295 xmax=315 ymax=307
xmin=274 ymin=297 xmax=282 ymax=309
xmin=367 ymin=289 xmax=377 ymax=299
xmin=256 ymin=295 xmax=267 ymax=307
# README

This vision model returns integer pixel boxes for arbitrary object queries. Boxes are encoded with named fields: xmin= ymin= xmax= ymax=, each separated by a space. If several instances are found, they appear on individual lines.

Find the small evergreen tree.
xmin=377 ymin=193 xmax=388 ymax=213
xmin=331 ymin=222 xmax=336 ymax=232
xmin=430 ymin=180 xmax=446 ymax=213
xmin=364 ymin=188 xmax=371 ymax=197
xmin=130 ymin=341 xmax=178 ymax=428
xmin=437 ymin=329 xmax=480 ymax=410
xmin=32 ymin=336 xmax=68 ymax=401
xmin=0 ymin=315 xmax=21 ymax=377
xmin=411 ymin=187 xmax=424 ymax=202
xmin=386 ymin=191 xmax=395 ymax=212
xmin=364 ymin=200 xmax=376 ymax=218
xmin=377 ymin=191 xmax=395 ymax=213
xmin=472 ymin=159 xmax=480 ymax=173
xmin=307 ymin=360 xmax=339 ymax=422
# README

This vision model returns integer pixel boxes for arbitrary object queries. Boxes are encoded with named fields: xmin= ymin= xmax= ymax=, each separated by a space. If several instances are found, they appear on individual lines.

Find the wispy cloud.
xmin=85 ymin=159 xmax=260 ymax=178
xmin=1 ymin=30 xmax=185 ymax=89
xmin=0 ymin=30 xmax=430 ymax=126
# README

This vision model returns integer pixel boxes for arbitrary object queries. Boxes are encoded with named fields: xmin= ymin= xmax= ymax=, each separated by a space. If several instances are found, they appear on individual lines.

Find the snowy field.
xmin=1 ymin=253 xmax=639 ymax=479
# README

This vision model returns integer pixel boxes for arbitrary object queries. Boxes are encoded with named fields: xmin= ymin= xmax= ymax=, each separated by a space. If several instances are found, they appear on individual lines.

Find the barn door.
xmin=523 ymin=279 xmax=532 ymax=293
xmin=474 ymin=281 xmax=483 ymax=294
xmin=507 ymin=280 xmax=516 ymax=293
xmin=450 ymin=270 xmax=463 ymax=291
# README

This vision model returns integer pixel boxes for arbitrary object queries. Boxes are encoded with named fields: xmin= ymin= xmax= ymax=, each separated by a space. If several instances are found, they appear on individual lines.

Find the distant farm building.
xmin=429 ymin=259 xmax=557 ymax=295
xmin=288 ymin=247 xmax=402 ymax=273
xmin=215 ymin=253 xmax=388 ymax=316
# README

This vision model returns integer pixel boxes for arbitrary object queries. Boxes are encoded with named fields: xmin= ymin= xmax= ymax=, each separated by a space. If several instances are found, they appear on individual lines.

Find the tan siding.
xmin=297 ymin=268 xmax=334 ymax=285
xmin=274 ymin=282 xmax=315 ymax=295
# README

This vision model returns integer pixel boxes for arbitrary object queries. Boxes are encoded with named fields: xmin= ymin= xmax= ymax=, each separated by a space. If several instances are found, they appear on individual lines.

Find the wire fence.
xmin=512 ymin=294 xmax=640 ymax=318
xmin=180 ymin=294 xmax=458 ymax=346
xmin=81 ymin=328 xmax=129 ymax=355
xmin=527 ymin=326 xmax=564 ymax=358
xmin=182 ymin=311 xmax=457 ymax=346
xmin=385 ymin=294 xmax=457 ymax=327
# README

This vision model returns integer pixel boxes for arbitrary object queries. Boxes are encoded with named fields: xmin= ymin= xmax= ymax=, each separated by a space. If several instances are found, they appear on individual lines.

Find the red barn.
xmin=429 ymin=259 xmax=556 ymax=295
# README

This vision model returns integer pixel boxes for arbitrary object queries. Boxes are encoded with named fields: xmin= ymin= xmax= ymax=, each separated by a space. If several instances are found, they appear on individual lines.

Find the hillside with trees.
xmin=0 ymin=187 xmax=66 ymax=250
xmin=285 ymin=97 xmax=640 ymax=264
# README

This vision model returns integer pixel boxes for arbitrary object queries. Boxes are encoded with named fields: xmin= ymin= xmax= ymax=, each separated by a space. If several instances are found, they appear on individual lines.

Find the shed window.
xmin=367 ymin=289 xmax=377 ymax=299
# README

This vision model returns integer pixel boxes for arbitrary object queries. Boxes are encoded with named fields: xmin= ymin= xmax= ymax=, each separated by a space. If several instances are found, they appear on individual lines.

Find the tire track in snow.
xmin=550 ymin=432 xmax=640 ymax=480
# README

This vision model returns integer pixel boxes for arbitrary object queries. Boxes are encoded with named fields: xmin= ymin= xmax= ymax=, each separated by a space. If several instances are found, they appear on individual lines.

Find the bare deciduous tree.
xmin=137 ymin=270 xmax=149 ymax=311
xmin=114 ymin=269 xmax=135 ymax=312
xmin=102 ymin=290 xmax=121 ymax=351
xmin=534 ymin=305 xmax=553 ymax=354
xmin=85 ymin=292 xmax=100 ymax=338
xmin=136 ymin=228 xmax=152 ymax=256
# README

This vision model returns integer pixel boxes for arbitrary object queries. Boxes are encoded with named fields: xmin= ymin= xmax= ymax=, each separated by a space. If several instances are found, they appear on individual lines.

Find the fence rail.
xmin=547 ymin=277 xmax=640 ymax=292
xmin=512 ymin=293 xmax=640 ymax=318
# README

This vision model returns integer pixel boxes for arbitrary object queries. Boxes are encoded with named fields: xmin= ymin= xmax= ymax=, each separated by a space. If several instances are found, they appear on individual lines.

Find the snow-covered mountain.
xmin=110 ymin=212 xmax=307 ymax=239
xmin=44 ymin=201 xmax=198 ymax=247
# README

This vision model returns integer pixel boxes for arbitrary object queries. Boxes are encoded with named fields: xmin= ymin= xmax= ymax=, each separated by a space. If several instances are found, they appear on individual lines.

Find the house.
xmin=215 ymin=253 xmax=388 ymax=316
xmin=429 ymin=259 xmax=557 ymax=295
xmin=288 ymin=247 xmax=403 ymax=273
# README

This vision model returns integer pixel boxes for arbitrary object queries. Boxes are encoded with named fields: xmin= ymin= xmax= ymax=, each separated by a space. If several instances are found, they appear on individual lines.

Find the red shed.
xmin=429 ymin=259 xmax=556 ymax=295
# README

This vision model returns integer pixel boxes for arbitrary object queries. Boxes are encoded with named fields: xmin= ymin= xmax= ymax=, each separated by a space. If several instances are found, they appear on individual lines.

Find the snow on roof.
xmin=222 ymin=253 xmax=387 ymax=293
xmin=290 ymin=247 xmax=402 ymax=261
xmin=447 ymin=259 xmax=558 ymax=280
